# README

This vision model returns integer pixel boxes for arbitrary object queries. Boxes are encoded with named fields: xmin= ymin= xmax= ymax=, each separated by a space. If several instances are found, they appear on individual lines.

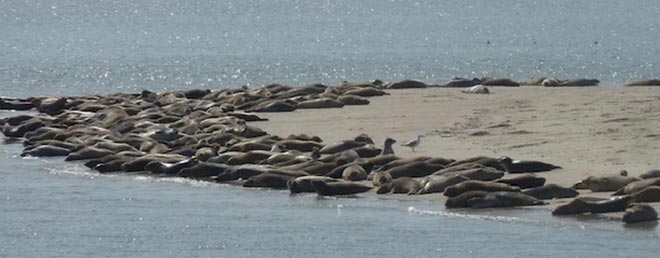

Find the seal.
xmin=296 ymin=98 xmax=344 ymax=109
xmin=146 ymin=158 xmax=200 ymax=175
xmin=243 ymin=173 xmax=296 ymax=189
xmin=444 ymin=180 xmax=520 ymax=197
xmin=368 ymin=154 xmax=399 ymax=168
xmin=385 ymin=161 xmax=444 ymax=179
xmin=20 ymin=145 xmax=71 ymax=157
xmin=417 ymin=174 xmax=470 ymax=195
xmin=65 ymin=146 xmax=116 ymax=161
xmin=552 ymin=196 xmax=633 ymax=215
xmin=442 ymin=77 xmax=481 ymax=88
xmin=276 ymin=139 xmax=324 ymax=152
xmin=461 ymin=85 xmax=489 ymax=94
xmin=446 ymin=156 xmax=506 ymax=171
xmin=337 ymin=95 xmax=369 ymax=105
xmin=342 ymin=164 xmax=368 ymax=181
xmin=445 ymin=190 xmax=490 ymax=208
xmin=481 ymin=78 xmax=520 ymax=87
xmin=376 ymin=156 xmax=431 ymax=172
xmin=613 ymin=178 xmax=660 ymax=195
xmin=226 ymin=150 xmax=274 ymax=165
xmin=640 ymin=169 xmax=660 ymax=179
xmin=522 ymin=184 xmax=579 ymax=200
xmin=376 ymin=177 xmax=422 ymax=195
xmin=496 ymin=174 xmax=546 ymax=189
xmin=622 ymin=204 xmax=658 ymax=223
xmin=625 ymin=79 xmax=660 ymax=87
xmin=319 ymin=140 xmax=365 ymax=155
xmin=177 ymin=162 xmax=229 ymax=178
xmin=311 ymin=181 xmax=372 ymax=196
xmin=558 ymin=78 xmax=599 ymax=87
xmin=574 ymin=175 xmax=639 ymax=192
xmin=371 ymin=171 xmax=393 ymax=187
xmin=467 ymin=192 xmax=544 ymax=208
xmin=497 ymin=156 xmax=561 ymax=173
xmin=385 ymin=79 xmax=427 ymax=89
xmin=287 ymin=176 xmax=338 ymax=194
xmin=439 ymin=167 xmax=504 ymax=181
xmin=541 ymin=78 xmax=560 ymax=87
xmin=380 ymin=138 xmax=396 ymax=156
xmin=631 ymin=186 xmax=660 ymax=202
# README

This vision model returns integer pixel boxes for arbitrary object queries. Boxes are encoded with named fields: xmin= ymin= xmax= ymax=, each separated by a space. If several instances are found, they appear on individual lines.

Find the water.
xmin=2 ymin=0 xmax=660 ymax=97
xmin=2 ymin=1 xmax=660 ymax=257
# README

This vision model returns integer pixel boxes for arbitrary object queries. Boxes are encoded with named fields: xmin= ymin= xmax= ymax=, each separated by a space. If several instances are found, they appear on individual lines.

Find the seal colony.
xmin=2 ymin=78 xmax=660 ymax=225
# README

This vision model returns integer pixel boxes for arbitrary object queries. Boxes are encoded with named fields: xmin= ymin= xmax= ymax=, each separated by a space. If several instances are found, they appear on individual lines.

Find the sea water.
xmin=1 ymin=1 xmax=660 ymax=257
xmin=2 ymin=0 xmax=660 ymax=97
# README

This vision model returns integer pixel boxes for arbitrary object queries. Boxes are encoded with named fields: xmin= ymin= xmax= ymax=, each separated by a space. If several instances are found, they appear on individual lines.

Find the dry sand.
xmin=255 ymin=86 xmax=660 ymax=219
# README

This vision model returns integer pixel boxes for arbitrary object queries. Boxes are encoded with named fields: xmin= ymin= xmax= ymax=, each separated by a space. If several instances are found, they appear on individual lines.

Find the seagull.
xmin=381 ymin=138 xmax=396 ymax=155
xmin=401 ymin=135 xmax=422 ymax=152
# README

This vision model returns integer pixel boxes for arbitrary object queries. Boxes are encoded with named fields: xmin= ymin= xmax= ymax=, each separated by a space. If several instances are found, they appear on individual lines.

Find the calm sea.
xmin=1 ymin=1 xmax=660 ymax=257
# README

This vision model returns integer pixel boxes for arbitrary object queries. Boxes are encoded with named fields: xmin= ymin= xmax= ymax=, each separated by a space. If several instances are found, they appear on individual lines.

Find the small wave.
xmin=407 ymin=206 xmax=542 ymax=224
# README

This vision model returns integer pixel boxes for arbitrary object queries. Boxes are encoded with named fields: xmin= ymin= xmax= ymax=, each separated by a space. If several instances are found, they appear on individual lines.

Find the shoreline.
xmin=2 ymin=83 xmax=660 ymax=225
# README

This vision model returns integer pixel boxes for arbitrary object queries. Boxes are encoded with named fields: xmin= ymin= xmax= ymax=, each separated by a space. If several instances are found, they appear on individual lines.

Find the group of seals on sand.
xmin=550 ymin=171 xmax=660 ymax=224
xmin=1 ymin=79 xmax=659 ymax=225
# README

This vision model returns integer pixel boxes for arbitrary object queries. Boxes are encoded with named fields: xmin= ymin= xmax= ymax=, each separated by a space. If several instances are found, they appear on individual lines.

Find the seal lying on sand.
xmin=376 ymin=177 xmax=422 ymax=195
xmin=573 ymin=175 xmax=639 ymax=192
xmin=497 ymin=156 xmax=561 ymax=173
xmin=311 ymin=181 xmax=372 ymax=196
xmin=522 ymin=184 xmax=579 ymax=200
xmin=552 ymin=196 xmax=633 ymax=215
xmin=631 ymin=186 xmax=660 ymax=202
xmin=444 ymin=180 xmax=520 ymax=197
xmin=496 ymin=174 xmax=546 ymax=189
xmin=622 ymin=204 xmax=658 ymax=223
xmin=417 ymin=174 xmax=470 ymax=195
xmin=613 ymin=178 xmax=660 ymax=195
xmin=287 ymin=176 xmax=338 ymax=193
xmin=467 ymin=192 xmax=544 ymax=208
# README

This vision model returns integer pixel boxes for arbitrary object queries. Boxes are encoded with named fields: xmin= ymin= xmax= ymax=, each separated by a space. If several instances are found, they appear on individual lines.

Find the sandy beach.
xmin=255 ymin=86 xmax=660 ymax=217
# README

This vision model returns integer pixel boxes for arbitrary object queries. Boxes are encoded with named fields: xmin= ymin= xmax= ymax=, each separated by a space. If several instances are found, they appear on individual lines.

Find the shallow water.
xmin=2 ymin=0 xmax=660 ymax=97
xmin=2 ymin=1 xmax=660 ymax=257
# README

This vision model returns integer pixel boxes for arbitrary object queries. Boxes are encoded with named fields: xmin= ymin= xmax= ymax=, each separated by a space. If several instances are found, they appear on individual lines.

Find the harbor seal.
xmin=380 ymin=138 xmax=396 ymax=156
xmin=319 ymin=140 xmax=365 ymax=155
xmin=311 ymin=181 xmax=372 ymax=196
xmin=613 ymin=178 xmax=660 ymax=195
xmin=444 ymin=180 xmax=520 ymax=197
xmin=445 ymin=190 xmax=490 ymax=208
xmin=552 ymin=196 xmax=633 ymax=215
xmin=640 ymin=169 xmax=660 ymax=179
xmin=440 ymin=167 xmax=505 ymax=181
xmin=65 ymin=147 xmax=116 ymax=161
xmin=342 ymin=164 xmax=368 ymax=181
xmin=177 ymin=162 xmax=230 ymax=178
xmin=371 ymin=171 xmax=393 ymax=187
xmin=461 ymin=85 xmax=489 ymax=94
xmin=417 ymin=174 xmax=470 ymax=195
xmin=467 ymin=192 xmax=544 ymax=208
xmin=574 ymin=175 xmax=639 ymax=192
xmin=376 ymin=177 xmax=422 ymax=195
xmin=481 ymin=78 xmax=520 ymax=87
xmin=522 ymin=184 xmax=579 ymax=200
xmin=20 ymin=145 xmax=71 ymax=157
xmin=558 ymin=78 xmax=599 ymax=87
xmin=243 ymin=173 xmax=295 ymax=189
xmin=625 ymin=79 xmax=660 ymax=87
xmin=497 ymin=156 xmax=561 ymax=173
xmin=287 ymin=176 xmax=338 ymax=194
xmin=622 ymin=204 xmax=658 ymax=223
xmin=631 ymin=186 xmax=660 ymax=202
xmin=385 ymin=161 xmax=444 ymax=179
xmin=496 ymin=174 xmax=546 ymax=189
